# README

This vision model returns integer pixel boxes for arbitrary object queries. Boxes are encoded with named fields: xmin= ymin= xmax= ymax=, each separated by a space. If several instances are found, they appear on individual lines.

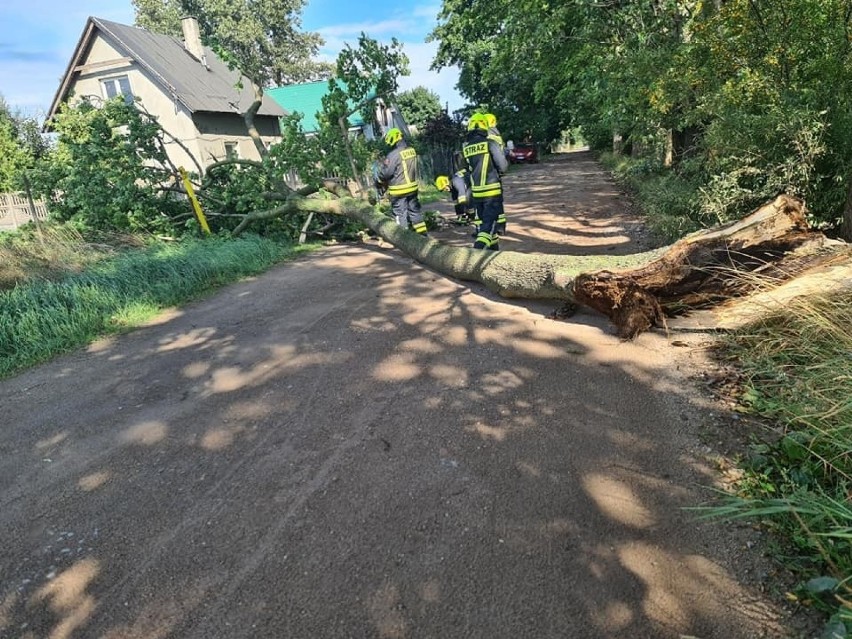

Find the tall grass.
xmin=705 ymin=292 xmax=852 ymax=629
xmin=0 ymin=235 xmax=314 ymax=377
xmin=0 ymin=225 xmax=133 ymax=289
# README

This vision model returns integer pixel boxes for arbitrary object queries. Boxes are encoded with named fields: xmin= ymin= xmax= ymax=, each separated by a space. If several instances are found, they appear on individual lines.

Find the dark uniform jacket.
xmin=462 ymin=129 xmax=508 ymax=199
xmin=450 ymin=169 xmax=471 ymax=205
xmin=378 ymin=141 xmax=419 ymax=198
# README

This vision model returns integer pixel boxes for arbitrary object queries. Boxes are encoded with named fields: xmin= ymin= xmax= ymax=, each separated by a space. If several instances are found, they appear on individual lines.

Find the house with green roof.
xmin=266 ymin=80 xmax=409 ymax=140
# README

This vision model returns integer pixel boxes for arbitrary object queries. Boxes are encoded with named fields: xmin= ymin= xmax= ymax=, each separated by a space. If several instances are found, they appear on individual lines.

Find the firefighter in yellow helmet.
xmin=484 ymin=113 xmax=504 ymax=149
xmin=484 ymin=113 xmax=508 ymax=234
xmin=376 ymin=127 xmax=427 ymax=235
xmin=462 ymin=113 xmax=508 ymax=250
xmin=435 ymin=156 xmax=475 ymax=224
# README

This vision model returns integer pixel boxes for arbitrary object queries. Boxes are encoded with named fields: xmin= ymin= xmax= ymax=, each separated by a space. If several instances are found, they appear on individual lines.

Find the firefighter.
xmin=462 ymin=113 xmax=508 ymax=250
xmin=377 ymin=127 xmax=427 ymax=235
xmin=452 ymin=150 xmax=480 ymax=227
xmin=484 ymin=113 xmax=508 ymax=235
xmin=485 ymin=113 xmax=504 ymax=150
xmin=435 ymin=168 xmax=475 ymax=224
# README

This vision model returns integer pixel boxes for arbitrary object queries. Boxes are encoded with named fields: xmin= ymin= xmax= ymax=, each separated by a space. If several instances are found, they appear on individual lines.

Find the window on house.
xmin=224 ymin=142 xmax=240 ymax=160
xmin=101 ymin=76 xmax=133 ymax=105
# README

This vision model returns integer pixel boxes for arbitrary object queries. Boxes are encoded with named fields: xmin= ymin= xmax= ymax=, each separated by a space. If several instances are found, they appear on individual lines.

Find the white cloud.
xmin=396 ymin=42 xmax=463 ymax=112
xmin=317 ymin=19 xmax=414 ymax=39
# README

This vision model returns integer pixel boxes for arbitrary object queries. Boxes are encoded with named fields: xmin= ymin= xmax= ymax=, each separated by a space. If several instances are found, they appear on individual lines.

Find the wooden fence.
xmin=0 ymin=192 xmax=49 ymax=231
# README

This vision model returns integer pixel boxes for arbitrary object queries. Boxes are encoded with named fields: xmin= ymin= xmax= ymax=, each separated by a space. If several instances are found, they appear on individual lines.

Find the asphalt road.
xmin=0 ymin=153 xmax=800 ymax=638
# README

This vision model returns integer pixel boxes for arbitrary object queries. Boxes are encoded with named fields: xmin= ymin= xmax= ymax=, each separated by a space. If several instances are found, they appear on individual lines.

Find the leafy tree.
xmin=318 ymin=34 xmax=409 ymax=185
xmin=429 ymin=0 xmax=581 ymax=146
xmin=420 ymin=110 xmax=464 ymax=148
xmin=29 ymin=98 xmax=181 ymax=232
xmin=413 ymin=110 xmax=465 ymax=179
xmin=133 ymin=0 xmax=329 ymax=85
xmin=322 ymin=34 xmax=409 ymax=127
xmin=396 ymin=86 xmax=442 ymax=133
xmin=0 ymin=118 xmax=27 ymax=192
xmin=0 ymin=96 xmax=50 ymax=191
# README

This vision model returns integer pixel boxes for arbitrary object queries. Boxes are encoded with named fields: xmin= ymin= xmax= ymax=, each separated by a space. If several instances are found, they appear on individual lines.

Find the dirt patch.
xmin=0 ymin=151 xmax=822 ymax=638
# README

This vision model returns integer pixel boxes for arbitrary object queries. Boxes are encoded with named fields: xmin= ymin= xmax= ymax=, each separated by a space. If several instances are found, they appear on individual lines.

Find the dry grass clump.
xmin=0 ymin=225 xmax=143 ymax=290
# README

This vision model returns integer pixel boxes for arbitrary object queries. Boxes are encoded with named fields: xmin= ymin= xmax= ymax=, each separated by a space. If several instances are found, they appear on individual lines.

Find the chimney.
xmin=181 ymin=16 xmax=207 ymax=67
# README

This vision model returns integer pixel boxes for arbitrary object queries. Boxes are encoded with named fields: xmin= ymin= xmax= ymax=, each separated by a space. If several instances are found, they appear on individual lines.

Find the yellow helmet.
xmin=384 ymin=127 xmax=403 ymax=146
xmin=435 ymin=175 xmax=450 ymax=191
xmin=467 ymin=113 xmax=488 ymax=131
xmin=485 ymin=113 xmax=497 ymax=128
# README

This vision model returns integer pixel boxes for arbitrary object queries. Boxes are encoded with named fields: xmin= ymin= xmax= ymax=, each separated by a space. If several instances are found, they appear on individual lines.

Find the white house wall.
xmin=69 ymin=34 xmax=204 ymax=171
xmin=66 ymin=32 xmax=279 ymax=172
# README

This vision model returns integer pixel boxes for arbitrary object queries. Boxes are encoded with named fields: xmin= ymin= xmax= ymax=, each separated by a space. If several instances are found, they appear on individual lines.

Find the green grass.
xmin=701 ymin=292 xmax=852 ymax=632
xmin=0 ymin=224 xmax=135 ymax=290
xmin=0 ymin=234 xmax=317 ymax=378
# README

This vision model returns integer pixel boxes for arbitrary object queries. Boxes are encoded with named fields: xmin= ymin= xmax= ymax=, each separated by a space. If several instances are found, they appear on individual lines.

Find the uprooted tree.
xmin=33 ymin=94 xmax=847 ymax=337
xmin=44 ymin=89 xmax=852 ymax=335
xmin=229 ymin=183 xmax=848 ymax=337
xmin=30 ymin=27 xmax=850 ymax=338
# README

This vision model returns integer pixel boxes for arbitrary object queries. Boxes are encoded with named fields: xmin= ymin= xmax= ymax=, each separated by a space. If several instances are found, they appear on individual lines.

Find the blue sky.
xmin=0 ymin=0 xmax=463 ymax=118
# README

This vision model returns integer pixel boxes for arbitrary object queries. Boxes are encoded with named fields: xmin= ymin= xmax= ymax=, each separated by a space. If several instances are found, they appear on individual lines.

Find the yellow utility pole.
xmin=179 ymin=167 xmax=211 ymax=235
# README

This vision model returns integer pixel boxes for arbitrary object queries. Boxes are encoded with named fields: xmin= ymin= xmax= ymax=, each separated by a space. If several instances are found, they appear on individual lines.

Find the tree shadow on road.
xmin=0 ymin=239 xmax=800 ymax=638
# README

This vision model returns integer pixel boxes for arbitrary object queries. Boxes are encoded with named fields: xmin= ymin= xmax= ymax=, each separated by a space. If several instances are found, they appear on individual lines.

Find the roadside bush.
xmin=705 ymin=292 xmax=852 ymax=632
xmin=31 ymin=99 xmax=182 ymax=234
xmin=599 ymin=152 xmax=705 ymax=242
xmin=698 ymin=105 xmax=828 ymax=226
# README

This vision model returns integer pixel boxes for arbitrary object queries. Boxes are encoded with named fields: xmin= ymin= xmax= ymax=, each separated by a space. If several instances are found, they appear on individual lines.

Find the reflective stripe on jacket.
xmin=379 ymin=142 xmax=419 ymax=197
xmin=450 ymin=169 xmax=471 ymax=205
xmin=462 ymin=130 xmax=508 ymax=199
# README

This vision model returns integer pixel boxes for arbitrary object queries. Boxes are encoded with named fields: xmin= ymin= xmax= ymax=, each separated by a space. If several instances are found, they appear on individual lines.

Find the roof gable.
xmin=47 ymin=17 xmax=286 ymax=122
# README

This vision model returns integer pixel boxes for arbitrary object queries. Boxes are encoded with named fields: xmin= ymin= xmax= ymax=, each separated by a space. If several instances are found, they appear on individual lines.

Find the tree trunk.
xmin=236 ymin=193 xmax=837 ymax=337
xmin=668 ymin=125 xmax=700 ymax=167
xmin=841 ymin=173 xmax=852 ymax=242
xmin=243 ymin=81 xmax=267 ymax=161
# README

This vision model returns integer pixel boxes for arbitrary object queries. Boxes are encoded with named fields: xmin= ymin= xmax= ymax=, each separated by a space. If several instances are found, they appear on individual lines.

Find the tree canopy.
xmin=0 ymin=96 xmax=49 ymax=191
xmin=429 ymin=0 xmax=852 ymax=236
xmin=132 ymin=0 xmax=331 ymax=86
xmin=396 ymin=86 xmax=443 ymax=133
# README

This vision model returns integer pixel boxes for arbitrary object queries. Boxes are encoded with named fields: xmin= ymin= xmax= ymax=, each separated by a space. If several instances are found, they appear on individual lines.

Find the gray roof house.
xmin=45 ymin=16 xmax=285 ymax=172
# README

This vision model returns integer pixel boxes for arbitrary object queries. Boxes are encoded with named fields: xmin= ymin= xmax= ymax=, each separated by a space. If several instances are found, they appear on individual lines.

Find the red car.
xmin=507 ymin=143 xmax=538 ymax=163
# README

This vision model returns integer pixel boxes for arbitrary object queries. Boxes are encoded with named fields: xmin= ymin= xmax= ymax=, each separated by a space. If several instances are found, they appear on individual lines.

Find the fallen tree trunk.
xmin=237 ymin=192 xmax=841 ymax=337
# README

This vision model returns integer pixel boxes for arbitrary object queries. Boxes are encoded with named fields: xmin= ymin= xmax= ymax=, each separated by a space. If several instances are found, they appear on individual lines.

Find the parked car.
xmin=508 ymin=143 xmax=538 ymax=164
